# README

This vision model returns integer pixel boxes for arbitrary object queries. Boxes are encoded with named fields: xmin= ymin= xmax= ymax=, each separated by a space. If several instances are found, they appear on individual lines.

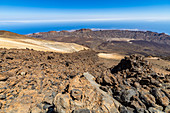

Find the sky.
xmin=0 ymin=0 xmax=170 ymax=22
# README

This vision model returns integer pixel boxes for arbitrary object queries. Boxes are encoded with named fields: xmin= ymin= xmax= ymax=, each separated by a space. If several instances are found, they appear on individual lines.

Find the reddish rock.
xmin=48 ymin=31 xmax=57 ymax=33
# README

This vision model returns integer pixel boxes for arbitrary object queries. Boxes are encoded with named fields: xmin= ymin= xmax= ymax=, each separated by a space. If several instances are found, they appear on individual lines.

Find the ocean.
xmin=0 ymin=20 xmax=170 ymax=35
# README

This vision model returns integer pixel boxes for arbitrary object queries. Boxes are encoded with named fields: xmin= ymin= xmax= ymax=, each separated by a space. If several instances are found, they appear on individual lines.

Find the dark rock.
xmin=71 ymin=89 xmax=82 ymax=100
xmin=161 ymin=89 xmax=170 ymax=99
xmin=0 ymin=94 xmax=6 ymax=100
xmin=99 ymin=86 xmax=109 ymax=92
xmin=153 ymin=104 xmax=163 ymax=111
xmin=130 ymin=96 xmax=146 ymax=110
xmin=148 ymin=107 xmax=164 ymax=113
xmin=135 ymin=108 xmax=145 ymax=113
xmin=43 ymin=104 xmax=53 ymax=110
xmin=103 ymin=75 xmax=113 ymax=85
xmin=0 ymin=75 xmax=8 ymax=81
xmin=121 ymin=89 xmax=137 ymax=103
xmin=47 ymin=106 xmax=55 ymax=113
xmin=151 ymin=88 xmax=169 ymax=107
xmin=139 ymin=92 xmax=156 ymax=107
xmin=47 ymin=56 xmax=54 ymax=60
xmin=72 ymin=109 xmax=91 ymax=113
xmin=119 ymin=106 xmax=134 ymax=113
xmin=6 ymin=56 xmax=13 ymax=60
xmin=0 ymin=102 xmax=2 ymax=109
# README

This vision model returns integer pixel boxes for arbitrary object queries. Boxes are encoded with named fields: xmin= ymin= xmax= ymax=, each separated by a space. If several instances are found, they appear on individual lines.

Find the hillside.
xmin=0 ymin=30 xmax=88 ymax=53
xmin=0 ymin=48 xmax=169 ymax=113
xmin=28 ymin=29 xmax=170 ymax=57
xmin=0 ymin=30 xmax=169 ymax=113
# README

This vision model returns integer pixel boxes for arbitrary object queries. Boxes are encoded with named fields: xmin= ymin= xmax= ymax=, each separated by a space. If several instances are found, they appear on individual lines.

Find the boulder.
xmin=53 ymin=73 xmax=121 ymax=113
xmin=148 ymin=107 xmax=164 ymax=113
xmin=152 ymin=88 xmax=169 ymax=107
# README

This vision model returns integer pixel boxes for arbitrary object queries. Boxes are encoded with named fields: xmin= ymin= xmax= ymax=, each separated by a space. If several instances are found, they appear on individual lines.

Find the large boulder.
xmin=53 ymin=72 xmax=121 ymax=113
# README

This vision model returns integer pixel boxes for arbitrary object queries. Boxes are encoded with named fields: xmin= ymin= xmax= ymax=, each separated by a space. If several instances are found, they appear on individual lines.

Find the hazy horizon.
xmin=0 ymin=0 xmax=170 ymax=22
xmin=1 ymin=20 xmax=170 ymax=35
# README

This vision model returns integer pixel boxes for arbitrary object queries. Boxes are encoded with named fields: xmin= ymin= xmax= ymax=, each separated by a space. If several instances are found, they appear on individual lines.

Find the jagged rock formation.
xmin=53 ymin=72 xmax=121 ymax=113
xmin=0 ymin=48 xmax=169 ymax=113
xmin=97 ymin=54 xmax=170 ymax=113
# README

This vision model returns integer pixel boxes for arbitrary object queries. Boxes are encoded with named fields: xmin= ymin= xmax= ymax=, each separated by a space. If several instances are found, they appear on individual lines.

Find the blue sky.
xmin=0 ymin=0 xmax=170 ymax=22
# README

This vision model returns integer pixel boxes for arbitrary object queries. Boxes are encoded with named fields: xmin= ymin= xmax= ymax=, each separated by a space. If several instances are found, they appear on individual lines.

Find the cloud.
xmin=0 ymin=17 xmax=170 ymax=23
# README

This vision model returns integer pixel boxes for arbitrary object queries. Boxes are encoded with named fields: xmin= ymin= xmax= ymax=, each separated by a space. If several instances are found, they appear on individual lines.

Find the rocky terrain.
xmin=0 ymin=48 xmax=169 ymax=113
xmin=28 ymin=29 xmax=170 ymax=57
xmin=97 ymin=55 xmax=170 ymax=113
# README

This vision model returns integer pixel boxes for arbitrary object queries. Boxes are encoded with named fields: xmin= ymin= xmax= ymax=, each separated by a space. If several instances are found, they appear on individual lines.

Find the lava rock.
xmin=121 ymin=89 xmax=137 ymax=103
xmin=71 ymin=89 xmax=82 ymax=100
xmin=151 ymin=88 xmax=169 ymax=107
xmin=0 ymin=94 xmax=6 ymax=100
xmin=148 ymin=107 xmax=164 ymax=113
xmin=72 ymin=109 xmax=91 ymax=113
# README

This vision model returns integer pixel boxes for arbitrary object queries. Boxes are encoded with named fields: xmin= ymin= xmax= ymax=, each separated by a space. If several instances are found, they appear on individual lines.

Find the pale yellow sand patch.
xmin=0 ymin=37 xmax=88 ymax=53
xmin=98 ymin=53 xmax=124 ymax=60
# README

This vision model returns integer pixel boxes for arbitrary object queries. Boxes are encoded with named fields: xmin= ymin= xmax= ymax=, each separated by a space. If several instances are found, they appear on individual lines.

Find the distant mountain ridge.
xmin=27 ymin=29 xmax=170 ymax=56
xmin=27 ymin=29 xmax=170 ymax=45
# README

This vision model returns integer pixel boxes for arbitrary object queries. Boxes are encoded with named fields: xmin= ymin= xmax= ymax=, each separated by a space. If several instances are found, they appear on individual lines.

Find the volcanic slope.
xmin=0 ymin=30 xmax=88 ymax=53
xmin=0 ymin=49 xmax=169 ymax=113
xmin=28 ymin=29 xmax=170 ymax=57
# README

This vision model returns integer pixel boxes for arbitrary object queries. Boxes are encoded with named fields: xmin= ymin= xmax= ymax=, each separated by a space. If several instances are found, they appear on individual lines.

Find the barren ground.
xmin=0 ymin=32 xmax=88 ymax=53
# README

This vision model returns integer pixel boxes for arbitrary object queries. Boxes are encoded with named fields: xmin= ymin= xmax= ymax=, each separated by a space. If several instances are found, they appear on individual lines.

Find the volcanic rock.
xmin=0 ymin=48 xmax=169 ymax=113
xmin=72 ymin=109 xmax=91 ymax=113
xmin=97 ymin=54 xmax=169 ymax=112
xmin=53 ymin=72 xmax=121 ymax=113
xmin=151 ymin=88 xmax=169 ymax=107
xmin=0 ymin=74 xmax=8 ymax=81
xmin=0 ymin=49 xmax=108 ymax=113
